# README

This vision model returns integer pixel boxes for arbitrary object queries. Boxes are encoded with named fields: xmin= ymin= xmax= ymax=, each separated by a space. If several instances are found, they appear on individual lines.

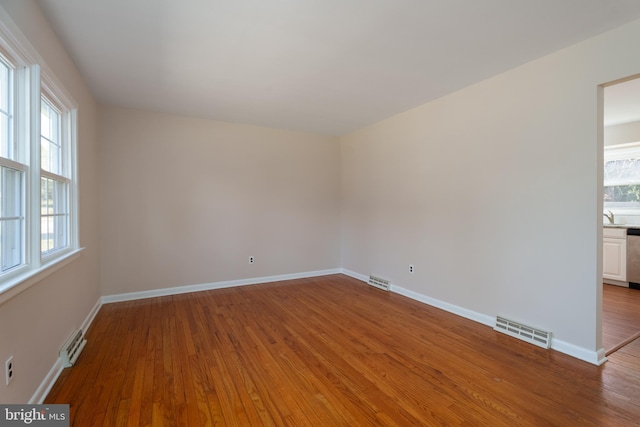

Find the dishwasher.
xmin=627 ymin=228 xmax=640 ymax=289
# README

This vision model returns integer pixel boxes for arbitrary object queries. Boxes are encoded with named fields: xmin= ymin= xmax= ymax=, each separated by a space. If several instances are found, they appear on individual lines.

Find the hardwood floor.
xmin=46 ymin=274 xmax=640 ymax=426
xmin=603 ymin=284 xmax=640 ymax=354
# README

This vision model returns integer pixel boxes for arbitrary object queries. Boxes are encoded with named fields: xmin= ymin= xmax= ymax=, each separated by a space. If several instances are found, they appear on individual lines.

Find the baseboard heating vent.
xmin=368 ymin=275 xmax=391 ymax=291
xmin=60 ymin=329 xmax=87 ymax=368
xmin=494 ymin=316 xmax=551 ymax=349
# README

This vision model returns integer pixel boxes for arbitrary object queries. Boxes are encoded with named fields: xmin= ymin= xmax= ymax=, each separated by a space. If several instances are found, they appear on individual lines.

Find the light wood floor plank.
xmin=603 ymin=283 xmax=640 ymax=354
xmin=46 ymin=274 xmax=640 ymax=426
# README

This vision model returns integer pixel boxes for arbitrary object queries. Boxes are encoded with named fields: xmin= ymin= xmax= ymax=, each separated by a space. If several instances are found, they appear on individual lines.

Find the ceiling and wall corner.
xmin=36 ymin=0 xmax=640 ymax=136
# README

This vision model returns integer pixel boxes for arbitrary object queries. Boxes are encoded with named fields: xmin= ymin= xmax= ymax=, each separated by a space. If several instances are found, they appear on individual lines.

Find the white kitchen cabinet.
xmin=603 ymin=227 xmax=627 ymax=283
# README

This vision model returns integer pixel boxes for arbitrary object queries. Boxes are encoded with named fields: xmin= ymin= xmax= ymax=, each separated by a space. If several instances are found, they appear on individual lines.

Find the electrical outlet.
xmin=5 ymin=356 xmax=14 ymax=385
xmin=249 ymin=256 xmax=255 ymax=264
xmin=409 ymin=264 xmax=414 ymax=274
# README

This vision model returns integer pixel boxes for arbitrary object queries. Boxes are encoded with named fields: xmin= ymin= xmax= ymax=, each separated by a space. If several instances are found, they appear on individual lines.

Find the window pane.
xmin=41 ymin=98 xmax=61 ymax=174
xmin=0 ymin=58 xmax=13 ymax=161
xmin=0 ymin=61 xmax=8 ymax=111
xmin=604 ymin=159 xmax=640 ymax=186
xmin=0 ymin=167 xmax=24 ymax=271
xmin=604 ymin=185 xmax=640 ymax=204
xmin=1 ymin=219 xmax=22 ymax=271
xmin=41 ymin=177 xmax=68 ymax=254
xmin=0 ymin=113 xmax=10 ymax=158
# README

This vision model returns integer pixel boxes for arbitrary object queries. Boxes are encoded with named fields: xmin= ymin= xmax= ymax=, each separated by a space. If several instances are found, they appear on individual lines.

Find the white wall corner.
xmin=339 ymin=269 xmax=369 ymax=283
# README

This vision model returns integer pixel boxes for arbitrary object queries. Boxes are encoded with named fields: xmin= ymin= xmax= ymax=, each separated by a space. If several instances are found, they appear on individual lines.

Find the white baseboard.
xmin=80 ymin=298 xmax=102 ymax=334
xmin=340 ymin=268 xmax=604 ymax=366
xmin=391 ymin=284 xmax=496 ymax=327
xmin=340 ymin=269 xmax=368 ymax=283
xmin=102 ymin=268 xmax=342 ymax=304
xmin=29 ymin=357 xmax=63 ymax=404
xmin=551 ymin=340 xmax=607 ymax=366
xmin=30 ymin=296 xmax=103 ymax=404
xmin=341 ymin=268 xmax=494 ymax=326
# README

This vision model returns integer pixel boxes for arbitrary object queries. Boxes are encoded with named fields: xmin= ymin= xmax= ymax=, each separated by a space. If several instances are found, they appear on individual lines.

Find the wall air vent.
xmin=494 ymin=316 xmax=551 ymax=349
xmin=368 ymin=275 xmax=391 ymax=291
xmin=60 ymin=329 xmax=87 ymax=368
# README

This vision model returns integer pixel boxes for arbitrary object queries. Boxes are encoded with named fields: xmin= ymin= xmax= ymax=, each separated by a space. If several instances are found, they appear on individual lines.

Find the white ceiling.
xmin=36 ymin=0 xmax=640 ymax=135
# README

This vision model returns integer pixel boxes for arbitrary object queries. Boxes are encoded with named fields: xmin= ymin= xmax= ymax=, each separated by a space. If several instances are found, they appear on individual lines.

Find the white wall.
xmin=99 ymin=106 xmax=341 ymax=296
xmin=1 ymin=7 xmax=637 ymax=405
xmin=604 ymin=120 xmax=640 ymax=146
xmin=0 ymin=0 xmax=100 ymax=403
xmin=340 ymin=18 xmax=640 ymax=361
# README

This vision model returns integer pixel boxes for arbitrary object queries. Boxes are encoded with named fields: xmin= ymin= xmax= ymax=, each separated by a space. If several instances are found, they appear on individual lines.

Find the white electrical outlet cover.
xmin=5 ymin=356 xmax=14 ymax=385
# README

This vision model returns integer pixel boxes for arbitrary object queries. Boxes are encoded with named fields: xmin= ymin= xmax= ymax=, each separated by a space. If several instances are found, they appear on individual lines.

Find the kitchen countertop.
xmin=604 ymin=224 xmax=640 ymax=229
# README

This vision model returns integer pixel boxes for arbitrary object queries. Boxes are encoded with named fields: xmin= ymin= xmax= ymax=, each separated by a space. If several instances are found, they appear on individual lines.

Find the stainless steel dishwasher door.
xmin=627 ymin=228 xmax=640 ymax=286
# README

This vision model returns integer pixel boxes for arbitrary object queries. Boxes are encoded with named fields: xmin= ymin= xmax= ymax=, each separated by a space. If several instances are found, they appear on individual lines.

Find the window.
xmin=41 ymin=97 xmax=70 ymax=255
xmin=0 ymin=35 xmax=78 ymax=292
xmin=0 ymin=55 xmax=24 ymax=274
xmin=604 ymin=142 xmax=640 ymax=207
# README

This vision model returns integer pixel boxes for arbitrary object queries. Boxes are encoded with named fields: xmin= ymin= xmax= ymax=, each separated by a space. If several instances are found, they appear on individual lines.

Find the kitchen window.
xmin=604 ymin=142 xmax=640 ymax=207
xmin=0 ymin=26 xmax=79 ymax=297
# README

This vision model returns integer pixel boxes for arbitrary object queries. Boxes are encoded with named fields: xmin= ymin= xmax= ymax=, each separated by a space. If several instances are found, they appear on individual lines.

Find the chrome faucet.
xmin=604 ymin=210 xmax=615 ymax=224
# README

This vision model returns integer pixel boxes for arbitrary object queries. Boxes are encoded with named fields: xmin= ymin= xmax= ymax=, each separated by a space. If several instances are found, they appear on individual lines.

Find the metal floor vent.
xmin=368 ymin=275 xmax=391 ymax=291
xmin=60 ymin=329 xmax=87 ymax=368
xmin=494 ymin=316 xmax=551 ymax=349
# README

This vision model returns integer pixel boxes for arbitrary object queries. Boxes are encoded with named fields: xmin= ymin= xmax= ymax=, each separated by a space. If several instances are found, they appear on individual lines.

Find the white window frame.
xmin=39 ymin=89 xmax=77 ymax=259
xmin=0 ymin=10 xmax=81 ymax=305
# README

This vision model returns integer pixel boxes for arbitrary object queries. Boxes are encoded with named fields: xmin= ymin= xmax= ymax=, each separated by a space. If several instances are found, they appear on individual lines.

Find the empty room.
xmin=2 ymin=0 xmax=640 ymax=425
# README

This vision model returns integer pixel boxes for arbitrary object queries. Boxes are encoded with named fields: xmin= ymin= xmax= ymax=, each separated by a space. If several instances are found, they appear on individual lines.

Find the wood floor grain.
xmin=46 ymin=274 xmax=640 ymax=426
xmin=603 ymin=284 xmax=640 ymax=354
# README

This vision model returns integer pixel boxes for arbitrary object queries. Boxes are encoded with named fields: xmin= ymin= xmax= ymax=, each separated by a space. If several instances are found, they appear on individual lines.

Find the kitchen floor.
xmin=603 ymin=284 xmax=640 ymax=354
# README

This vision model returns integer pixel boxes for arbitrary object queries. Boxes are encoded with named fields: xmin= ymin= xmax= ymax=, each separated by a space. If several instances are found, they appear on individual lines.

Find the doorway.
xmin=602 ymin=75 xmax=640 ymax=355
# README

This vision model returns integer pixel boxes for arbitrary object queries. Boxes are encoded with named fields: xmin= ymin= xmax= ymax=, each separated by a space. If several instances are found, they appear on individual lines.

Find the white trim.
xmin=28 ymin=63 xmax=41 ymax=272
xmin=340 ymin=268 xmax=605 ymax=366
xmin=68 ymin=109 xmax=78 ymax=249
xmin=341 ymin=268 xmax=495 ymax=326
xmin=28 ymin=357 xmax=63 ymax=404
xmin=340 ymin=269 xmax=369 ymax=283
xmin=604 ymin=141 xmax=640 ymax=161
xmin=550 ymin=340 xmax=607 ymax=366
xmin=391 ymin=284 xmax=496 ymax=327
xmin=80 ymin=298 xmax=102 ymax=334
xmin=0 ymin=247 xmax=84 ymax=306
xmin=29 ymin=296 xmax=102 ymax=403
xmin=102 ymin=268 xmax=342 ymax=304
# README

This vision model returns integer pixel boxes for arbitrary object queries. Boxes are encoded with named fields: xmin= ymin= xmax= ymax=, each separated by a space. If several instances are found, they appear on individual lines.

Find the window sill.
xmin=0 ymin=247 xmax=85 ymax=306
